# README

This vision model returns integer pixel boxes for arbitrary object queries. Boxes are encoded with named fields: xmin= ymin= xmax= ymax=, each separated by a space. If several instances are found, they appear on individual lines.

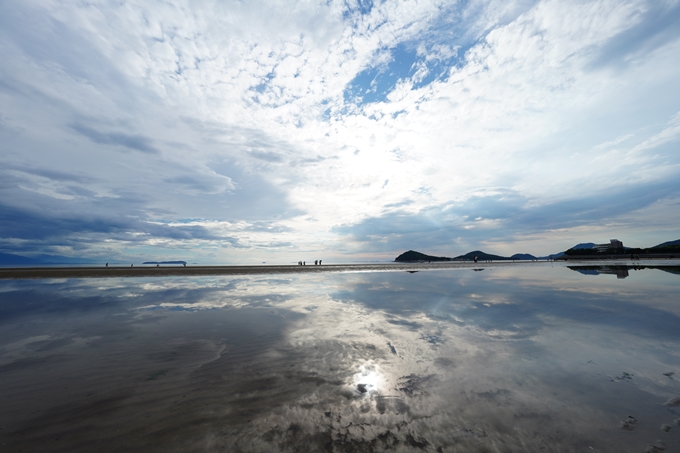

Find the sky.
xmin=1 ymin=0 xmax=679 ymax=264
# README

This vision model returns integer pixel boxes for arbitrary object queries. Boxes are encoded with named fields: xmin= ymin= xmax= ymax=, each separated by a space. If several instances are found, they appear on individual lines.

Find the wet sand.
xmin=4 ymin=259 xmax=678 ymax=279
xmin=0 ymin=262 xmax=525 ymax=279
xmin=1 ymin=265 xmax=680 ymax=452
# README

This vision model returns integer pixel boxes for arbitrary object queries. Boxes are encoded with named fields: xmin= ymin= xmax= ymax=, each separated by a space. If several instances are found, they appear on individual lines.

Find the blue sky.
xmin=1 ymin=0 xmax=679 ymax=264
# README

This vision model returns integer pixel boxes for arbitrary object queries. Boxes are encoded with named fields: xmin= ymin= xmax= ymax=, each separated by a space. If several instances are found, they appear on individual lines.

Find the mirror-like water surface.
xmin=1 ymin=264 xmax=679 ymax=452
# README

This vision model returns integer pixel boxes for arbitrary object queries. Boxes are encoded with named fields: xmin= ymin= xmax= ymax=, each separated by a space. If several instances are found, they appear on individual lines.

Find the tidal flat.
xmin=1 ymin=263 xmax=679 ymax=452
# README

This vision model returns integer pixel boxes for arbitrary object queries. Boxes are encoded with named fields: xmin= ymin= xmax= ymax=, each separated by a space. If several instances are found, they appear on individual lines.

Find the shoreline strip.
xmin=1 ymin=260 xmax=679 ymax=279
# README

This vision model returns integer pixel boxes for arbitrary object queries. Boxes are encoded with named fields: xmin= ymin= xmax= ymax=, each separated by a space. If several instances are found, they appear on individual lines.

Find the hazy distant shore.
xmin=2 ymin=259 xmax=680 ymax=279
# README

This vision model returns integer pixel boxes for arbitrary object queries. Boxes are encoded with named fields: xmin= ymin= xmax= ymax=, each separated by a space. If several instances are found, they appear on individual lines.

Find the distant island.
xmin=395 ymin=238 xmax=680 ymax=262
xmin=394 ymin=251 xmax=455 ymax=262
xmin=395 ymin=250 xmax=536 ymax=262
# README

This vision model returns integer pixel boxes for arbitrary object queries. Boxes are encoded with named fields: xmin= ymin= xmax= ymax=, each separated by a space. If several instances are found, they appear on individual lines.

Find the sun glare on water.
xmin=351 ymin=363 xmax=384 ymax=396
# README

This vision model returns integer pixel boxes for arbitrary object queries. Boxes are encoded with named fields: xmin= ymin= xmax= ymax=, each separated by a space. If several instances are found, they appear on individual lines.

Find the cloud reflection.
xmin=1 ymin=266 xmax=680 ymax=452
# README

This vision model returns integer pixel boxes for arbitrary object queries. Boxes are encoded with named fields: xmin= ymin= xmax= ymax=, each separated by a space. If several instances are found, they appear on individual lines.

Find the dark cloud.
xmin=334 ymin=209 xmax=450 ymax=242
xmin=71 ymin=124 xmax=159 ymax=154
xmin=514 ymin=180 xmax=680 ymax=231
xmin=0 ymin=202 xmax=236 ymax=256
xmin=0 ymin=203 xmax=122 ymax=242
xmin=0 ymin=155 xmax=297 ymax=258
xmin=0 ymin=170 xmax=23 ymax=190
xmin=333 ymin=178 xmax=680 ymax=253
xmin=56 ymin=185 xmax=97 ymax=198
xmin=454 ymin=189 xmax=527 ymax=221
xmin=5 ymin=164 xmax=97 ymax=184
xmin=180 ymin=117 xmax=297 ymax=161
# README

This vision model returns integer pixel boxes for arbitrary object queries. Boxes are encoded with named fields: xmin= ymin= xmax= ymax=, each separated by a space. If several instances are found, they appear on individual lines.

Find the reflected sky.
xmin=1 ymin=265 xmax=679 ymax=452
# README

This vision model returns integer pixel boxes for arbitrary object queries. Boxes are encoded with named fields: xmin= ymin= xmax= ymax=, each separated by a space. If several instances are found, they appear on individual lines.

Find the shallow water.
xmin=1 ymin=264 xmax=679 ymax=452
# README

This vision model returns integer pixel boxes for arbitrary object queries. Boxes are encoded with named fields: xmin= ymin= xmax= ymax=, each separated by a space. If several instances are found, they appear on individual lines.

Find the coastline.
xmin=2 ymin=259 xmax=679 ymax=279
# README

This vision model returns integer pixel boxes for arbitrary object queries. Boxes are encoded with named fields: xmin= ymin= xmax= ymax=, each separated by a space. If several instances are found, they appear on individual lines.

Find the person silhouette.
xmin=319 ymin=260 xmax=322 ymax=265
xmin=105 ymin=262 xmax=108 ymax=267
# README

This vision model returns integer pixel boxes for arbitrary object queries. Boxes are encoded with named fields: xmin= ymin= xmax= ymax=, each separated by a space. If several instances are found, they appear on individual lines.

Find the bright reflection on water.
xmin=351 ymin=362 xmax=384 ymax=396
xmin=1 ymin=264 xmax=679 ymax=452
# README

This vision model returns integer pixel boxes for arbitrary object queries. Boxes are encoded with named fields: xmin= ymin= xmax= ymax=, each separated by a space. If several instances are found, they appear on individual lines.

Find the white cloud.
xmin=0 ymin=0 xmax=679 ymax=262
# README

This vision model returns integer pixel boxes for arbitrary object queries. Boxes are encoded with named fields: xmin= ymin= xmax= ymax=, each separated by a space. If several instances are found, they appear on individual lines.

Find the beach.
xmin=1 ymin=259 xmax=679 ymax=279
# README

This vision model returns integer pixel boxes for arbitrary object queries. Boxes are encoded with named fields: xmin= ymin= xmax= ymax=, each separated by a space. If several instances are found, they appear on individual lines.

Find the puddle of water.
xmin=0 ymin=264 xmax=679 ymax=452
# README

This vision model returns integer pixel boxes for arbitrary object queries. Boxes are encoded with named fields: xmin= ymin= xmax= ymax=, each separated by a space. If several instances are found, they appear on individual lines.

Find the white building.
xmin=593 ymin=239 xmax=623 ymax=253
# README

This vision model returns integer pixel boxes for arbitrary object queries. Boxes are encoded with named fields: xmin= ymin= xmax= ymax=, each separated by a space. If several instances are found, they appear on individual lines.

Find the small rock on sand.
xmin=620 ymin=416 xmax=638 ymax=431
xmin=661 ymin=424 xmax=671 ymax=432
xmin=664 ymin=396 xmax=680 ymax=406
xmin=644 ymin=441 xmax=666 ymax=452
xmin=662 ymin=372 xmax=674 ymax=377
xmin=613 ymin=372 xmax=634 ymax=382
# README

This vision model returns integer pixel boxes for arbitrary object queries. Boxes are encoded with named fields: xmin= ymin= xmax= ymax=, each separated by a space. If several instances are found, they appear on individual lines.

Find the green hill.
xmin=454 ymin=250 xmax=511 ymax=261
xmin=651 ymin=239 xmax=680 ymax=249
xmin=394 ymin=250 xmax=452 ymax=262
xmin=395 ymin=250 xmax=538 ymax=262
